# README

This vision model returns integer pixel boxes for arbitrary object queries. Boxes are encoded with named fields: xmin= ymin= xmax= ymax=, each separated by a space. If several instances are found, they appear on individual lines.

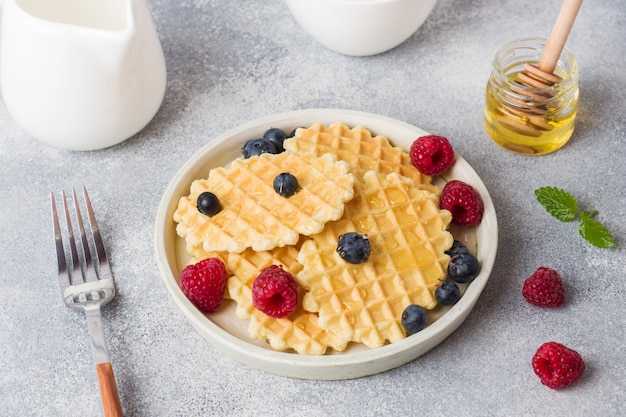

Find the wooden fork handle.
xmin=96 ymin=362 xmax=123 ymax=417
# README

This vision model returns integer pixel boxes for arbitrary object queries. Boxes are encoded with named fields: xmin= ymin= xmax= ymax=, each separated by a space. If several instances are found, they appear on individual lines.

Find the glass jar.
xmin=484 ymin=37 xmax=579 ymax=155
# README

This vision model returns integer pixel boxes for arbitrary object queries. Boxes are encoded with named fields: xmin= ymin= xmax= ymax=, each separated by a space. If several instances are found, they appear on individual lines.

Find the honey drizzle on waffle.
xmin=190 ymin=244 xmax=346 ymax=354
xmin=227 ymin=245 xmax=346 ymax=354
xmin=297 ymin=171 xmax=453 ymax=348
xmin=284 ymin=122 xmax=440 ymax=195
xmin=174 ymin=151 xmax=354 ymax=254
xmin=175 ymin=122 xmax=456 ymax=354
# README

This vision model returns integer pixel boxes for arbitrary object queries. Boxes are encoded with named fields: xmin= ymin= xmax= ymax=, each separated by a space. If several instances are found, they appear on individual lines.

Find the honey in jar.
xmin=484 ymin=37 xmax=579 ymax=155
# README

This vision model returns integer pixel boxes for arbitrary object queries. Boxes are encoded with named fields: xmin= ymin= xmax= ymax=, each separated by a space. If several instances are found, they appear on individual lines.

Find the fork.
xmin=51 ymin=187 xmax=123 ymax=417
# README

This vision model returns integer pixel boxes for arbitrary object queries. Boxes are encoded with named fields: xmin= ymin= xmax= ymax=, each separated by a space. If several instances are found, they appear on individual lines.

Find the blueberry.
xmin=336 ymin=232 xmax=371 ymax=264
xmin=435 ymin=281 xmax=461 ymax=305
xmin=242 ymin=138 xmax=278 ymax=159
xmin=197 ymin=191 xmax=222 ymax=216
xmin=445 ymin=240 xmax=470 ymax=257
xmin=448 ymin=252 xmax=480 ymax=283
xmin=263 ymin=128 xmax=288 ymax=153
xmin=273 ymin=172 xmax=299 ymax=197
xmin=401 ymin=304 xmax=428 ymax=335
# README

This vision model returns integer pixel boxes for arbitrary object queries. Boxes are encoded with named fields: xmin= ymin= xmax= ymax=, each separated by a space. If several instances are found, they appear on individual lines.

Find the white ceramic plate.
xmin=154 ymin=109 xmax=498 ymax=380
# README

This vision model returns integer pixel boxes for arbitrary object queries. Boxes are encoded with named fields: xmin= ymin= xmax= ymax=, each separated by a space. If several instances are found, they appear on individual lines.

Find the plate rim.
xmin=154 ymin=108 xmax=498 ymax=380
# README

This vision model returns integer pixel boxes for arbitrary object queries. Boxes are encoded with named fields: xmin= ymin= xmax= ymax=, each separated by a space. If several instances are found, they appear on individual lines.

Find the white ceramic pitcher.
xmin=0 ymin=0 xmax=167 ymax=150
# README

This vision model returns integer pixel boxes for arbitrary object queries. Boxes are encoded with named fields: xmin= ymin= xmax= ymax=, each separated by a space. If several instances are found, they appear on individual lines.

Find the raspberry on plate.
xmin=409 ymin=135 xmax=455 ymax=176
xmin=532 ymin=342 xmax=585 ymax=389
xmin=522 ymin=267 xmax=565 ymax=308
xmin=252 ymin=265 xmax=299 ymax=318
xmin=180 ymin=257 xmax=228 ymax=313
xmin=439 ymin=180 xmax=484 ymax=226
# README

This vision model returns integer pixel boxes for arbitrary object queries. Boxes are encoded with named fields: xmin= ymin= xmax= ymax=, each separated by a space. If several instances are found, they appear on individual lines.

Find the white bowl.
xmin=154 ymin=109 xmax=498 ymax=380
xmin=285 ymin=0 xmax=438 ymax=56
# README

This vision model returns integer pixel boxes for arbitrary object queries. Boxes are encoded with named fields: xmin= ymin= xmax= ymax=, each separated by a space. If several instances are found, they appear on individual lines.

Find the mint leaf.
xmin=535 ymin=187 xmax=615 ymax=249
xmin=534 ymin=186 xmax=578 ymax=222
xmin=579 ymin=211 xmax=615 ymax=248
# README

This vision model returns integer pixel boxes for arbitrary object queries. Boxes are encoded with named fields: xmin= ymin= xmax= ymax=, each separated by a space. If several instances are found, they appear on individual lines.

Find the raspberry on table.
xmin=439 ymin=180 xmax=484 ymax=226
xmin=532 ymin=342 xmax=585 ymax=389
xmin=409 ymin=135 xmax=455 ymax=176
xmin=180 ymin=257 xmax=228 ymax=313
xmin=522 ymin=267 xmax=565 ymax=308
xmin=252 ymin=265 xmax=299 ymax=318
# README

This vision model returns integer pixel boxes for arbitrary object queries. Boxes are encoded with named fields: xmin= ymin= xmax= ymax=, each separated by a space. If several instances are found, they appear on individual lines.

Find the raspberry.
xmin=439 ymin=180 xmax=484 ymax=226
xmin=522 ymin=267 xmax=565 ymax=308
xmin=180 ymin=257 xmax=228 ymax=313
xmin=532 ymin=342 xmax=585 ymax=389
xmin=252 ymin=265 xmax=299 ymax=318
xmin=409 ymin=135 xmax=455 ymax=176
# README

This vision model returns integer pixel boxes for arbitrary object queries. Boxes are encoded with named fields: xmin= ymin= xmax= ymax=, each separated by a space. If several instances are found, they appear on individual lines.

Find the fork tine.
xmin=51 ymin=192 xmax=70 ymax=294
xmin=61 ymin=190 xmax=84 ymax=286
xmin=82 ymin=187 xmax=113 ymax=281
xmin=72 ymin=188 xmax=98 ymax=283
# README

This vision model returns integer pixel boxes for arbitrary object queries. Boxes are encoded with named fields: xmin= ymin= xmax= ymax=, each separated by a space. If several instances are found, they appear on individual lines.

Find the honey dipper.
xmin=501 ymin=0 xmax=583 ymax=136
xmin=518 ymin=0 xmax=583 ymax=88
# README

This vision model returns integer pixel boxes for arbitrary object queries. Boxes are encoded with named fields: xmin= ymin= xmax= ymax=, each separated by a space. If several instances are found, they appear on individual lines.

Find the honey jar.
xmin=484 ymin=37 xmax=579 ymax=155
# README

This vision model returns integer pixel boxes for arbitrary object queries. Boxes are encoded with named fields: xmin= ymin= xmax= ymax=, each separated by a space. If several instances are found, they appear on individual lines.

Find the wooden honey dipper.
xmin=500 ymin=0 xmax=583 ymax=137
xmin=519 ymin=0 xmax=583 ymax=88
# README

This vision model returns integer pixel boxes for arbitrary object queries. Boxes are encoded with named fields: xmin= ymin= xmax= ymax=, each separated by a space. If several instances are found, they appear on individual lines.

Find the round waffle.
xmin=226 ymin=244 xmax=345 ymax=354
xmin=283 ymin=122 xmax=440 ymax=195
xmin=174 ymin=151 xmax=355 ymax=255
xmin=297 ymin=171 xmax=453 ymax=348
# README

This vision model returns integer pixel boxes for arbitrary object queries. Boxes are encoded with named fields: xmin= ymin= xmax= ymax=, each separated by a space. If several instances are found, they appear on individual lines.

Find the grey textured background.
xmin=1 ymin=0 xmax=625 ymax=416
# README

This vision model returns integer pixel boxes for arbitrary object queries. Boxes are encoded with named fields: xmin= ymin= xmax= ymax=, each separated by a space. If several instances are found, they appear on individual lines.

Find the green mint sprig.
xmin=535 ymin=186 xmax=615 ymax=249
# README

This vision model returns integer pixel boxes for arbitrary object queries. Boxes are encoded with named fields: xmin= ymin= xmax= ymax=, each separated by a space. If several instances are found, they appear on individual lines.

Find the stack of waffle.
xmin=174 ymin=123 xmax=453 ymax=354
